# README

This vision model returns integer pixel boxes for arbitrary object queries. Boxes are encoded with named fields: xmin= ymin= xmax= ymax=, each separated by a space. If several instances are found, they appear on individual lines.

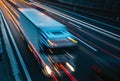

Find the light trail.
xmin=60 ymin=64 xmax=77 ymax=81
xmin=1 ymin=1 xmax=58 ymax=81
xmin=69 ymin=29 xmax=120 ymax=60
xmin=30 ymin=2 xmax=120 ymax=41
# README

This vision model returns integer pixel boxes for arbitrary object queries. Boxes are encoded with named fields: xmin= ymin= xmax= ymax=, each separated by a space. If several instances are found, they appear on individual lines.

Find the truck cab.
xmin=38 ymin=26 xmax=78 ymax=76
xmin=38 ymin=25 xmax=78 ymax=50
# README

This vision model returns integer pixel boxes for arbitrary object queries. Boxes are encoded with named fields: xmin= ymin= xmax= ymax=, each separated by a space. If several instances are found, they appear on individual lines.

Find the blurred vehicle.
xmin=18 ymin=8 xmax=78 ymax=76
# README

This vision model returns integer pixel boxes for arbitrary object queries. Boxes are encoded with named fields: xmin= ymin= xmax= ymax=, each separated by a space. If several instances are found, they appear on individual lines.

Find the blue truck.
xmin=18 ymin=8 xmax=78 ymax=77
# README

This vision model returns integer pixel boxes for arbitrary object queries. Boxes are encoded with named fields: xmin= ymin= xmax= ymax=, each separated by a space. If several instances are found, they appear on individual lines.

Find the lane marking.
xmin=69 ymin=29 xmax=98 ymax=52
xmin=31 ymin=2 xmax=120 ymax=41
xmin=0 ymin=4 xmax=32 ymax=81
xmin=1 ymin=11 xmax=22 ymax=81
xmin=43 ymin=2 xmax=120 ymax=31
xmin=68 ymin=22 xmax=81 ymax=28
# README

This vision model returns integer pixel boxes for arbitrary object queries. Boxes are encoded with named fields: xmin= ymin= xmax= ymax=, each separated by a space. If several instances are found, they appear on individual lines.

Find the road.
xmin=0 ymin=0 xmax=120 ymax=81
xmin=0 ymin=12 xmax=15 ymax=81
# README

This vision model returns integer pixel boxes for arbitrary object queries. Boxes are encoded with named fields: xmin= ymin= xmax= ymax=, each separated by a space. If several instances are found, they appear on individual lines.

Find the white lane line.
xmin=72 ymin=20 xmax=120 ymax=41
xmin=68 ymin=29 xmax=97 ymax=51
xmin=1 ymin=13 xmax=21 ymax=81
xmin=1 ymin=10 xmax=32 ymax=81
xmin=42 ymin=4 xmax=120 ymax=37
xmin=68 ymin=22 xmax=81 ymax=28
xmin=47 ymin=7 xmax=120 ymax=39
xmin=76 ymin=37 xmax=98 ymax=52
xmin=68 ymin=21 xmax=98 ymax=51
xmin=32 ymin=2 xmax=120 ymax=41
xmin=44 ymin=2 xmax=120 ymax=31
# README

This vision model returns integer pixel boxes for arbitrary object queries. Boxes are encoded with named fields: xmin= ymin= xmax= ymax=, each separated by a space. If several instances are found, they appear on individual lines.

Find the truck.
xmin=18 ymin=8 xmax=78 ymax=77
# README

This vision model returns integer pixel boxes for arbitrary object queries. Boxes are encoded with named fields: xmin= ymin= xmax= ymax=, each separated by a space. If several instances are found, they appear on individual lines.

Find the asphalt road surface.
xmin=1 ymin=0 xmax=120 ymax=81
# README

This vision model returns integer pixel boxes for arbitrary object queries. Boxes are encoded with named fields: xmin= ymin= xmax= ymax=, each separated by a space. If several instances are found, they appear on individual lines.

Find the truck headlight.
xmin=68 ymin=37 xmax=78 ymax=43
xmin=48 ymin=40 xmax=54 ymax=46
xmin=45 ymin=65 xmax=52 ymax=75
xmin=66 ymin=62 xmax=75 ymax=72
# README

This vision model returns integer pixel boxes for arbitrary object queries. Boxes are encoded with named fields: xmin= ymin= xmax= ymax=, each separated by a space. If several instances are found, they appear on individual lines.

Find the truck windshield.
xmin=43 ymin=46 xmax=75 ymax=55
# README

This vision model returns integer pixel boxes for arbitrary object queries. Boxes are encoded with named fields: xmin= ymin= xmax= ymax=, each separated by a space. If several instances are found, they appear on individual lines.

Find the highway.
xmin=0 ymin=0 xmax=120 ymax=81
